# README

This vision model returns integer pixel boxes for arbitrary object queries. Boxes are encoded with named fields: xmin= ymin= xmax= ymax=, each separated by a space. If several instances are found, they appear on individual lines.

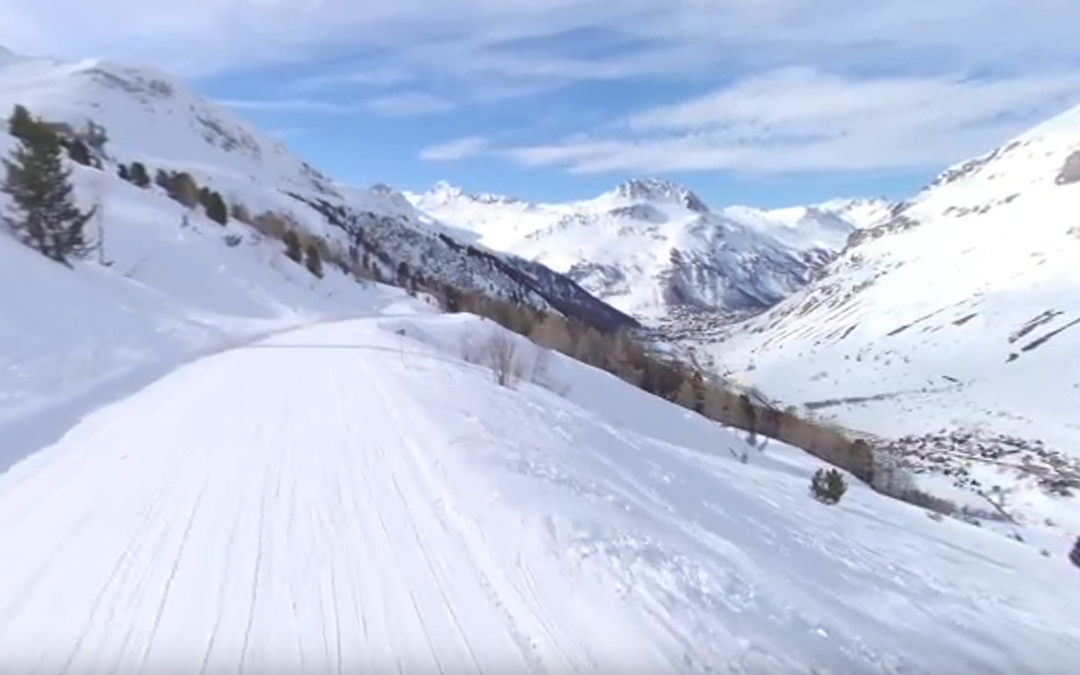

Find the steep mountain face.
xmin=707 ymin=103 xmax=1080 ymax=497
xmin=0 ymin=49 xmax=637 ymax=333
xmin=407 ymin=179 xmax=889 ymax=328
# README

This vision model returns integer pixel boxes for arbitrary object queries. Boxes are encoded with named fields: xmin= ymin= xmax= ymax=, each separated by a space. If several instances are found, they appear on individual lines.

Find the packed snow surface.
xmin=0 ymin=312 xmax=1076 ymax=673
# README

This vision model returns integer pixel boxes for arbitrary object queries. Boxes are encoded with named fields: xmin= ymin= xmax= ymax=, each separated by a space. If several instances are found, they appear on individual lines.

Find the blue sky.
xmin=4 ymin=0 xmax=1080 ymax=207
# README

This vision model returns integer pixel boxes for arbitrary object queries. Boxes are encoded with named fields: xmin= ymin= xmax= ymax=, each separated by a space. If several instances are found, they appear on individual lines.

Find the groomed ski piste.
xmin=0 ymin=45 xmax=1075 ymax=675
xmin=0 ymin=279 xmax=1078 ymax=672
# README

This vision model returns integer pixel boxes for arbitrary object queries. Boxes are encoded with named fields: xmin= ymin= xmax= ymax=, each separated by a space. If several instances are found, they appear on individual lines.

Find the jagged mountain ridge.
xmin=407 ymin=179 xmax=892 ymax=326
xmin=0 ymin=48 xmax=637 ymax=332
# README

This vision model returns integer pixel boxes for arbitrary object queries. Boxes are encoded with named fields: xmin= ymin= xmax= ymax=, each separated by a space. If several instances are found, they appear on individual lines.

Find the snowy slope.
xmin=706 ymin=101 xmax=1080 ymax=524
xmin=0 ymin=52 xmax=337 ymax=196
xmin=0 ymin=312 xmax=1076 ymax=673
xmin=0 ymin=160 xmax=414 ymax=445
xmin=408 ymin=179 xmax=890 ymax=324
xmin=0 ymin=48 xmax=636 ymax=333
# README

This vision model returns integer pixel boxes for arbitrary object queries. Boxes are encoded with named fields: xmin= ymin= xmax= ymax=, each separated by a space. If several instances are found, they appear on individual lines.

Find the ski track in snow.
xmin=0 ymin=318 xmax=1075 ymax=674
xmin=0 ymin=321 xmax=665 ymax=674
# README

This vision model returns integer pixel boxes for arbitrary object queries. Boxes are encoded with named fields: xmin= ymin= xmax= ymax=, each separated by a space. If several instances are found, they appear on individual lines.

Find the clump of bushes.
xmin=118 ymin=160 xmax=230 ymax=224
xmin=810 ymin=467 xmax=848 ymax=505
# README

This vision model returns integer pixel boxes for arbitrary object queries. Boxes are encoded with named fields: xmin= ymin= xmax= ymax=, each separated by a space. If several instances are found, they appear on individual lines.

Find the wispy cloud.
xmin=363 ymin=92 xmax=454 ymax=116
xmin=7 ymin=2 xmax=1076 ymax=83
xmin=218 ymin=92 xmax=454 ymax=118
xmin=217 ymin=97 xmax=357 ymax=114
xmin=419 ymin=136 xmax=489 ymax=161
xmin=2 ymin=0 xmax=1078 ymax=178
xmin=503 ymin=68 xmax=1080 ymax=174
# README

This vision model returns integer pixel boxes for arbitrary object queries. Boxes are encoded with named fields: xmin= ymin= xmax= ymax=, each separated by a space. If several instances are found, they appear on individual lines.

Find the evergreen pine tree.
xmin=205 ymin=191 xmax=228 ymax=225
xmin=154 ymin=168 xmax=171 ymax=189
xmin=1070 ymin=537 xmax=1080 ymax=568
xmin=7 ymin=104 xmax=35 ymax=140
xmin=64 ymin=138 xmax=92 ymax=166
xmin=117 ymin=163 xmax=131 ymax=181
xmin=128 ymin=161 xmax=150 ymax=188
xmin=1 ymin=106 xmax=95 ymax=266
xmin=810 ymin=467 xmax=848 ymax=505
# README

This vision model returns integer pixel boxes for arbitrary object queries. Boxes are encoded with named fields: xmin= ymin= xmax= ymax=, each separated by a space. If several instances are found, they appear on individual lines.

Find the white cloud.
xmin=363 ymin=92 xmax=454 ymax=116
xmin=419 ymin=136 xmax=489 ymax=161
xmin=2 ymin=1 xmax=1078 ymax=175
xmin=218 ymin=93 xmax=454 ymax=118
xmin=503 ymin=69 xmax=1080 ymax=174
xmin=217 ymin=98 xmax=357 ymax=114
xmin=3 ymin=1 xmax=1077 ymax=82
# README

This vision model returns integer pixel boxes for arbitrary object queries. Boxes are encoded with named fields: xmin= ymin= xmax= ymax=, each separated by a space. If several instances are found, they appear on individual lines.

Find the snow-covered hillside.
xmin=0 ymin=48 xmax=636 ymax=333
xmin=0 ymin=307 xmax=1077 ymax=672
xmin=0 ymin=44 xmax=1077 ymax=674
xmin=707 ymin=102 xmax=1080 ymax=526
xmin=408 ymin=179 xmax=890 ymax=325
xmin=0 ymin=167 xmax=402 ymax=444
xmin=0 ymin=52 xmax=337 ymax=196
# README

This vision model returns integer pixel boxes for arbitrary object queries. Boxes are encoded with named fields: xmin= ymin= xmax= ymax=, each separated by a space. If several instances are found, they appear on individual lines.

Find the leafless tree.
xmin=481 ymin=329 xmax=524 ymax=388
xmin=976 ymin=485 xmax=1018 ymax=524
xmin=90 ymin=171 xmax=112 ymax=266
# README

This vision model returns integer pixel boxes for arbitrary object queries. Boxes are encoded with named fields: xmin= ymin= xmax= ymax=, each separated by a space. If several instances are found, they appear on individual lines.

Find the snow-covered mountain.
xmin=1 ymin=44 xmax=1079 ymax=669
xmin=706 ymin=102 xmax=1080 ymax=525
xmin=407 ymin=178 xmax=891 ymax=327
xmin=0 ymin=48 xmax=636 ymax=333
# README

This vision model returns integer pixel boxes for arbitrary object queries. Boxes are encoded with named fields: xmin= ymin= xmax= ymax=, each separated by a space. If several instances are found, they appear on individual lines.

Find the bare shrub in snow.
xmin=868 ymin=449 xmax=955 ymax=514
xmin=480 ymin=330 xmax=524 ymax=388
xmin=810 ymin=467 xmax=848 ymax=505
xmin=303 ymin=243 xmax=323 ymax=278
xmin=870 ymin=447 xmax=915 ymax=494
xmin=251 ymin=211 xmax=291 ymax=240
xmin=975 ymin=485 xmax=1018 ymax=524
xmin=282 ymin=230 xmax=303 ymax=263
xmin=898 ymin=488 xmax=956 ymax=515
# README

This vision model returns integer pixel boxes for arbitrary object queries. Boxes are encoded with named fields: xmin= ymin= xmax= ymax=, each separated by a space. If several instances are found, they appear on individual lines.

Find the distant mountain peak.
xmin=428 ymin=180 xmax=462 ymax=198
xmin=612 ymin=178 xmax=710 ymax=214
xmin=426 ymin=180 xmax=519 ymax=206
